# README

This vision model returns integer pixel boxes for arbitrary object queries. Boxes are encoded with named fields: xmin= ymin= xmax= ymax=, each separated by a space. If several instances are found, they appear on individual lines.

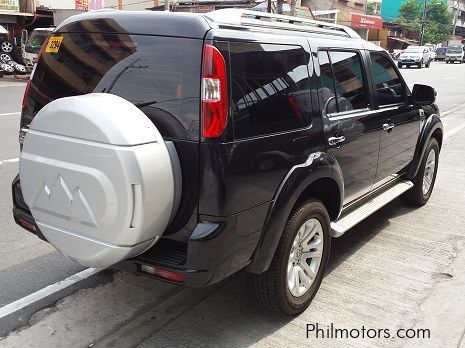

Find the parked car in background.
xmin=429 ymin=49 xmax=437 ymax=61
xmin=435 ymin=47 xmax=447 ymax=61
xmin=445 ymin=45 xmax=465 ymax=64
xmin=22 ymin=28 xmax=54 ymax=70
xmin=398 ymin=46 xmax=433 ymax=68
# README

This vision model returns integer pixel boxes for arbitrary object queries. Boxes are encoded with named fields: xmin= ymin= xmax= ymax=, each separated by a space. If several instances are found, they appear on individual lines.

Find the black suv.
xmin=12 ymin=9 xmax=443 ymax=315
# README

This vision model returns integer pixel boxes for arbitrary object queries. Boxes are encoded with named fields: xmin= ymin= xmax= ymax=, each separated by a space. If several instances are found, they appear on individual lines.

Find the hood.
xmin=400 ymin=52 xmax=422 ymax=57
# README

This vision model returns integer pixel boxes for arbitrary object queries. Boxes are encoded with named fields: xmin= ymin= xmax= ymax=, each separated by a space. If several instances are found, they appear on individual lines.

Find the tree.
xmin=366 ymin=2 xmax=375 ymax=15
xmin=396 ymin=0 xmax=453 ymax=44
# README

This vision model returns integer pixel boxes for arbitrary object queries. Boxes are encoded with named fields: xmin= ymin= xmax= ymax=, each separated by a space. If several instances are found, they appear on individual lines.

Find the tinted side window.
xmin=329 ymin=51 xmax=368 ymax=112
xmin=318 ymin=51 xmax=338 ymax=114
xmin=229 ymin=42 xmax=311 ymax=139
xmin=370 ymin=53 xmax=406 ymax=106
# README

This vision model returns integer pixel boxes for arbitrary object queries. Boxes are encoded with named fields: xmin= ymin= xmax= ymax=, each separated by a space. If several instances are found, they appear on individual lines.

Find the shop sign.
xmin=351 ymin=13 xmax=383 ymax=30
xmin=75 ymin=0 xmax=88 ymax=11
xmin=0 ymin=0 xmax=19 ymax=12
xmin=89 ymin=0 xmax=104 ymax=10
xmin=76 ymin=0 xmax=104 ymax=11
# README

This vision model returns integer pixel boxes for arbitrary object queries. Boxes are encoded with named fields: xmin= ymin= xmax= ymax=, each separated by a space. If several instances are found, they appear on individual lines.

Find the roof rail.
xmin=204 ymin=9 xmax=361 ymax=39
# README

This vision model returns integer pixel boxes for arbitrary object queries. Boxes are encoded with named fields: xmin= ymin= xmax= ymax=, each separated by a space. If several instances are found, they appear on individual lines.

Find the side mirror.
xmin=412 ymin=84 xmax=436 ymax=106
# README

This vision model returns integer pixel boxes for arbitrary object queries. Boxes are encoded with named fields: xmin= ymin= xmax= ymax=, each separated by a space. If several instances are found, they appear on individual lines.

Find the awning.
xmin=387 ymin=37 xmax=413 ymax=45
xmin=0 ymin=11 xmax=33 ymax=16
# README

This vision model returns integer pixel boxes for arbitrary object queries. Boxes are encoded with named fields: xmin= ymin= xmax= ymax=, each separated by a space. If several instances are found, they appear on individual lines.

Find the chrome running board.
xmin=331 ymin=180 xmax=414 ymax=237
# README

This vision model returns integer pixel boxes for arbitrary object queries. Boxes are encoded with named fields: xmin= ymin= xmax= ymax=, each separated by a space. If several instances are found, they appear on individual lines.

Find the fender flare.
xmin=248 ymin=152 xmax=344 ymax=274
xmin=407 ymin=114 xmax=443 ymax=179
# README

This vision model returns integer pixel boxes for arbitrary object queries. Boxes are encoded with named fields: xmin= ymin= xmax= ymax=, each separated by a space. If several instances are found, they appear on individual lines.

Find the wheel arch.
xmin=407 ymin=114 xmax=443 ymax=179
xmin=248 ymin=152 xmax=343 ymax=274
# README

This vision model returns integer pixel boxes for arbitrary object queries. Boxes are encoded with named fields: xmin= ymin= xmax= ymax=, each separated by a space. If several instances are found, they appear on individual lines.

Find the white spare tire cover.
xmin=20 ymin=93 xmax=174 ymax=268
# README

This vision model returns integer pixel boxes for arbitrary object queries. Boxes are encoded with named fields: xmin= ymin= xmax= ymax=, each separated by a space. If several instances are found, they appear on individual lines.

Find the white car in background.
xmin=398 ymin=46 xmax=433 ymax=69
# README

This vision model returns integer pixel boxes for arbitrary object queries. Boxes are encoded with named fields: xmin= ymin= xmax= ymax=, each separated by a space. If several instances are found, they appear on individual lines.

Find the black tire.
xmin=247 ymin=199 xmax=331 ymax=315
xmin=403 ymin=138 xmax=439 ymax=206
xmin=397 ymin=63 xmax=402 ymax=69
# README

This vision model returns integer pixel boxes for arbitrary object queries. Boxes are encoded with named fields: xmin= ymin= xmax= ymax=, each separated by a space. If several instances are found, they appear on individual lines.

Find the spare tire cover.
xmin=20 ymin=93 xmax=174 ymax=268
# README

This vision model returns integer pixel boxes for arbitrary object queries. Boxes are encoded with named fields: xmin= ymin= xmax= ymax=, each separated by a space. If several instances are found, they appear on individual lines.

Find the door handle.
xmin=328 ymin=135 xmax=346 ymax=146
xmin=383 ymin=123 xmax=395 ymax=132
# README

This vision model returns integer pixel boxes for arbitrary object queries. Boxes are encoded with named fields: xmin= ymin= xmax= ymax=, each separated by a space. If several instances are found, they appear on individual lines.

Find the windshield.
xmin=25 ymin=31 xmax=51 ymax=54
xmin=404 ymin=47 xmax=423 ymax=53
xmin=447 ymin=46 xmax=463 ymax=53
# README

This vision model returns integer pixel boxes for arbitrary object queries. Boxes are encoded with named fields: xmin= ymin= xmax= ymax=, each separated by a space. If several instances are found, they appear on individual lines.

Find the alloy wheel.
xmin=287 ymin=218 xmax=324 ymax=297
xmin=0 ymin=53 xmax=11 ymax=63
xmin=1 ymin=41 xmax=13 ymax=53
xmin=422 ymin=148 xmax=436 ymax=195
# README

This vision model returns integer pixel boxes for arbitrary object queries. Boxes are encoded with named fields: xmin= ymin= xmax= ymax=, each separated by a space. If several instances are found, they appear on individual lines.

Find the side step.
xmin=331 ymin=180 xmax=414 ymax=237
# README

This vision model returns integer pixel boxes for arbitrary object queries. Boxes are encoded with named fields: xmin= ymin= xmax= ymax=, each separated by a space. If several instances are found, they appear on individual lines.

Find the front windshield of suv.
xmin=447 ymin=46 xmax=463 ymax=53
xmin=404 ymin=47 xmax=423 ymax=53
xmin=25 ymin=30 xmax=50 ymax=54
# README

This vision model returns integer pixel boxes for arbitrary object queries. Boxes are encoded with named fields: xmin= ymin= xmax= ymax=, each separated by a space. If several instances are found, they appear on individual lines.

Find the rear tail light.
xmin=22 ymin=37 xmax=49 ymax=110
xmin=140 ymin=264 xmax=185 ymax=283
xmin=201 ymin=44 xmax=228 ymax=138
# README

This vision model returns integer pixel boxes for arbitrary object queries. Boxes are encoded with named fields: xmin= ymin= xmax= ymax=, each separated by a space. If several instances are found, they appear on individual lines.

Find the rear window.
xmin=25 ymin=32 xmax=202 ymax=140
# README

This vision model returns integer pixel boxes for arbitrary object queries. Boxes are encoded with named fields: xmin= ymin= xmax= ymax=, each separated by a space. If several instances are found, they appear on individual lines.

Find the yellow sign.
xmin=0 ymin=0 xmax=19 ymax=12
xmin=45 ymin=36 xmax=64 ymax=53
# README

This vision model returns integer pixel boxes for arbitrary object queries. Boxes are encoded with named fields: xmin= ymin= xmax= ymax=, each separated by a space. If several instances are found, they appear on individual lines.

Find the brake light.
xmin=140 ymin=264 xmax=185 ymax=283
xmin=21 ymin=78 xmax=31 ymax=110
xmin=22 ymin=37 xmax=49 ymax=109
xmin=201 ymin=44 xmax=228 ymax=138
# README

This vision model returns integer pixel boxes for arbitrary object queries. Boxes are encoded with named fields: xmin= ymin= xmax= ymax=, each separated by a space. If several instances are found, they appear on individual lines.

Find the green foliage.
xmin=396 ymin=0 xmax=453 ymax=44
xmin=366 ymin=2 xmax=375 ymax=15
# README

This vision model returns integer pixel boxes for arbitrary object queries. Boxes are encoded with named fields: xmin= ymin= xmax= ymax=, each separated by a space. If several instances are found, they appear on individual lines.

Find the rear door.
xmin=315 ymin=47 xmax=380 ymax=204
xmin=367 ymin=51 xmax=420 ymax=188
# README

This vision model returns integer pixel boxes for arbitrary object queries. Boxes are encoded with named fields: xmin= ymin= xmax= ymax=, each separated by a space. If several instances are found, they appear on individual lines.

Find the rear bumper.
xmin=12 ymin=175 xmax=265 ymax=288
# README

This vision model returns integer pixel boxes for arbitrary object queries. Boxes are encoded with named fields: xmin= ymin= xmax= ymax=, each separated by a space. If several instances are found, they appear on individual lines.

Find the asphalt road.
xmin=1 ymin=61 xmax=465 ymax=347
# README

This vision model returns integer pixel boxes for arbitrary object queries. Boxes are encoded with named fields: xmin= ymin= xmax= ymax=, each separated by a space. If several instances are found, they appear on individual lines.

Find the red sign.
xmin=75 ymin=0 xmax=88 ymax=11
xmin=351 ymin=13 xmax=383 ymax=30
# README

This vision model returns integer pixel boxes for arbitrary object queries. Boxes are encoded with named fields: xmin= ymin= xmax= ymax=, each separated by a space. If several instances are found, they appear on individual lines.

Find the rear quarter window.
xmin=228 ymin=42 xmax=312 ymax=140
xmin=26 ymin=33 xmax=202 ymax=140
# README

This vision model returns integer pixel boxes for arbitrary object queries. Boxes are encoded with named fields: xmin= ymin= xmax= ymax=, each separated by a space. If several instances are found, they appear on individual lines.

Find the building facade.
xmin=380 ymin=0 xmax=401 ymax=23
xmin=449 ymin=0 xmax=465 ymax=39
xmin=307 ymin=0 xmax=384 ymax=39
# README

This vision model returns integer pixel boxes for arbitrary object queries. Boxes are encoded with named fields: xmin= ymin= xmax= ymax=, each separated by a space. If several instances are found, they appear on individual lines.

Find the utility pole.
xmin=452 ymin=0 xmax=460 ymax=39
xmin=267 ymin=0 xmax=272 ymax=13
xmin=419 ymin=0 xmax=428 ymax=45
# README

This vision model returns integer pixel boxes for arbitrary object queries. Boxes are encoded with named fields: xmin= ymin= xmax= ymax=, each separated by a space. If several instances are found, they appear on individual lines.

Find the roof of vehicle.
xmin=56 ymin=9 xmax=370 ymax=43
xmin=32 ymin=27 xmax=55 ymax=32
